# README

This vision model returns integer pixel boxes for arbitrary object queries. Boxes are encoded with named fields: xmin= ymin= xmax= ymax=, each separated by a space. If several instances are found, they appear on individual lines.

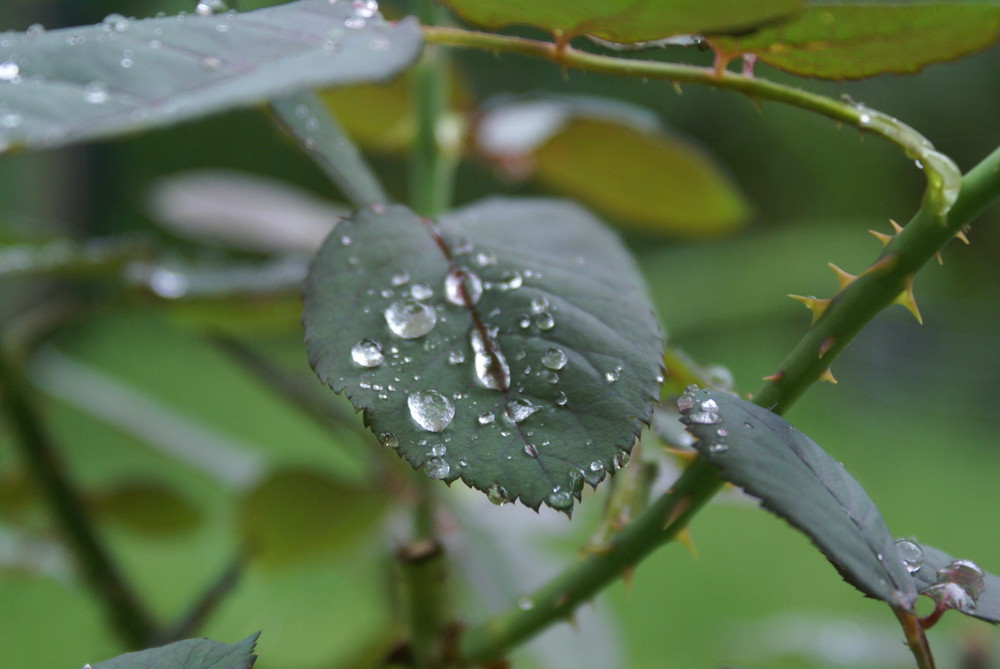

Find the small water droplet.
xmin=410 ymin=283 xmax=433 ymax=300
xmin=535 ymin=312 xmax=555 ymax=330
xmin=605 ymin=365 xmax=622 ymax=383
xmin=26 ymin=23 xmax=45 ymax=36
xmin=496 ymin=270 xmax=522 ymax=290
xmin=424 ymin=458 xmax=450 ymax=480
xmin=548 ymin=489 xmax=573 ymax=509
xmin=477 ymin=411 xmax=495 ymax=425
xmin=102 ymin=13 xmax=131 ymax=32
xmin=391 ymin=271 xmax=410 ymax=286
xmin=894 ymin=538 xmax=924 ymax=574
xmin=530 ymin=296 xmax=549 ymax=314
xmin=0 ymin=62 xmax=20 ymax=81
xmin=380 ymin=432 xmax=398 ymax=449
xmin=541 ymin=347 xmax=567 ymax=370
xmin=195 ymin=0 xmax=229 ymax=15
xmin=506 ymin=398 xmax=540 ymax=423
xmin=546 ymin=372 xmax=559 ymax=384
xmin=83 ymin=82 xmax=109 ymax=104
xmin=523 ymin=443 xmax=538 ymax=458
xmin=613 ymin=450 xmax=630 ymax=470
xmin=385 ymin=299 xmax=436 ymax=338
xmin=517 ymin=596 xmax=534 ymax=610
xmin=351 ymin=338 xmax=384 ymax=367
xmin=717 ymin=427 xmax=729 ymax=437
xmin=589 ymin=460 xmax=603 ymax=472
xmin=444 ymin=267 xmax=483 ymax=307
xmin=429 ymin=443 xmax=446 ymax=457
xmin=344 ymin=16 xmax=366 ymax=28
xmin=448 ymin=349 xmax=465 ymax=365
xmin=517 ymin=315 xmax=531 ymax=329
xmin=475 ymin=250 xmax=496 ymax=267
xmin=859 ymin=113 xmax=871 ymax=125
xmin=352 ymin=0 xmax=379 ymax=17
xmin=554 ymin=391 xmax=568 ymax=407
xmin=407 ymin=390 xmax=455 ymax=432
xmin=708 ymin=443 xmax=728 ymax=454
xmin=340 ymin=234 xmax=352 ymax=246
xmin=120 ymin=57 xmax=134 ymax=69
xmin=487 ymin=483 xmax=509 ymax=505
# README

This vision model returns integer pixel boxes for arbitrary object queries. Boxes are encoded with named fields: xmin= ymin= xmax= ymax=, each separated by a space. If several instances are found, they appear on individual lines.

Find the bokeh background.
xmin=2 ymin=1 xmax=1000 ymax=667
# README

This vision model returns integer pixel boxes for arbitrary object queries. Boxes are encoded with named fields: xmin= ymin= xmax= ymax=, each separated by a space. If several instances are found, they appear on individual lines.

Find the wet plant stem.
xmin=456 ymin=133 xmax=1000 ymax=668
xmin=0 ymin=352 xmax=159 ymax=648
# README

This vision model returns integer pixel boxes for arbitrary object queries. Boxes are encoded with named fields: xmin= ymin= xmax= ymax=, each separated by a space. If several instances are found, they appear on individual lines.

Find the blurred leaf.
xmin=443 ymin=0 xmax=801 ymax=42
xmin=710 ymin=3 xmax=1000 ymax=79
xmin=908 ymin=542 xmax=1000 ymax=624
xmin=0 ymin=0 xmax=421 ymax=152
xmin=238 ymin=468 xmax=386 ymax=566
xmin=533 ymin=118 xmax=748 ymax=236
xmin=90 ymin=633 xmax=258 ymax=669
xmin=320 ymin=76 xmax=414 ymax=151
xmin=303 ymin=198 xmax=662 ymax=511
xmin=90 ymin=480 xmax=202 ymax=537
xmin=679 ymin=387 xmax=918 ymax=610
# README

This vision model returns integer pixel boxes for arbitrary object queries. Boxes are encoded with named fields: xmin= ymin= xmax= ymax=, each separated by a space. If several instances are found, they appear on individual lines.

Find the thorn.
xmin=818 ymin=336 xmax=836 ymax=358
xmin=893 ymin=277 xmax=922 ymax=324
xmin=789 ymin=294 xmax=831 ymax=325
xmin=889 ymin=219 xmax=904 ymax=234
xmin=663 ymin=493 xmax=694 ymax=531
xmin=621 ymin=566 xmax=635 ymax=596
xmin=672 ymin=82 xmax=683 ymax=95
xmin=828 ymin=263 xmax=857 ymax=291
xmin=563 ymin=611 xmax=579 ymax=631
xmin=863 ymin=254 xmax=898 ymax=276
xmin=956 ymin=229 xmax=971 ymax=245
xmin=676 ymin=527 xmax=698 ymax=558
xmin=934 ymin=251 xmax=944 ymax=266
xmin=762 ymin=371 xmax=784 ymax=383
xmin=868 ymin=229 xmax=894 ymax=247
xmin=819 ymin=368 xmax=837 ymax=384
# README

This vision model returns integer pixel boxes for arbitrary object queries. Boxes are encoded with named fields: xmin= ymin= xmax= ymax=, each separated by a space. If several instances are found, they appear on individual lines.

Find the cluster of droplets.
xmin=344 ymin=0 xmax=379 ymax=29
xmin=677 ymin=387 xmax=729 ymax=454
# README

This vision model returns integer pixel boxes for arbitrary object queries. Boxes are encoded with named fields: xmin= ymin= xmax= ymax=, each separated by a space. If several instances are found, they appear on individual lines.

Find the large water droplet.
xmin=444 ymin=267 xmax=483 ymax=307
xmin=385 ymin=299 xmax=436 ymax=338
xmin=894 ymin=538 xmax=924 ymax=574
xmin=195 ymin=0 xmax=229 ymax=15
xmin=548 ymin=488 xmax=573 ymax=509
xmin=424 ymin=458 xmax=450 ymax=480
xmin=506 ymin=398 xmax=541 ymax=423
xmin=351 ymin=338 xmax=384 ymax=367
xmin=380 ymin=432 xmax=398 ymax=449
xmin=477 ymin=411 xmax=495 ymax=425
xmin=523 ymin=443 xmax=538 ymax=458
xmin=487 ymin=483 xmax=509 ymax=505
xmin=407 ymin=391 xmax=455 ymax=432
xmin=923 ymin=581 xmax=978 ymax=613
xmin=541 ymin=347 xmax=567 ymax=370
xmin=530 ymin=296 xmax=549 ymax=314
xmin=936 ymin=559 xmax=985 ymax=600
xmin=410 ymin=283 xmax=433 ymax=300
xmin=471 ymin=327 xmax=510 ymax=391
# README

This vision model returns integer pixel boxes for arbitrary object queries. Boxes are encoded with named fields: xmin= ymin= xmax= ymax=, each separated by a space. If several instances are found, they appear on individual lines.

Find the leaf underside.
xmin=679 ymin=388 xmax=917 ymax=609
xmin=303 ymin=198 xmax=663 ymax=511
xmin=90 ymin=633 xmax=259 ymax=669
xmin=0 ymin=0 xmax=421 ymax=151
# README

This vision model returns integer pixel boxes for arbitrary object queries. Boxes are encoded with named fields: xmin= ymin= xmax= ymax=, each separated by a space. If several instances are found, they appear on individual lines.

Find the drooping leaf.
xmin=475 ymin=96 xmax=748 ymax=237
xmin=303 ymin=198 xmax=663 ymax=511
xmin=678 ymin=387 xmax=917 ymax=609
xmin=89 ymin=633 xmax=258 ymax=669
xmin=904 ymin=541 xmax=1000 ymax=624
xmin=0 ymin=0 xmax=421 ymax=152
xmin=237 ymin=468 xmax=387 ymax=566
xmin=443 ymin=0 xmax=802 ymax=43
xmin=90 ymin=480 xmax=202 ymax=536
xmin=709 ymin=3 xmax=1000 ymax=79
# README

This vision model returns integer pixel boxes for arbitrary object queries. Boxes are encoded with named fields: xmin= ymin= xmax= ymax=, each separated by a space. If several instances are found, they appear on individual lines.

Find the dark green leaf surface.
xmin=909 ymin=543 xmax=1000 ymax=623
xmin=443 ymin=0 xmax=801 ymax=43
xmin=710 ymin=4 xmax=1000 ymax=79
xmin=90 ymin=633 xmax=258 ymax=669
xmin=303 ymin=198 xmax=662 ymax=511
xmin=679 ymin=387 xmax=917 ymax=609
xmin=0 ymin=0 xmax=421 ymax=152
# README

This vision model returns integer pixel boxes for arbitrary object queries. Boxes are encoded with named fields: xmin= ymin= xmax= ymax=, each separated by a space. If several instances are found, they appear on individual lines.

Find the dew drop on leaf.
xmin=554 ymin=391 xmax=568 ymax=407
xmin=379 ymin=432 xmax=399 ymax=449
xmin=391 ymin=271 xmax=410 ymax=286
xmin=475 ymin=250 xmax=496 ymax=267
xmin=530 ymin=296 xmax=549 ymax=314
xmin=547 ymin=488 xmax=573 ymax=509
xmin=496 ymin=270 xmax=523 ymax=290
xmin=477 ymin=411 xmax=495 ymax=425
xmin=541 ymin=347 xmax=567 ymax=370
xmin=351 ymin=338 xmax=384 ymax=367
xmin=384 ymin=299 xmax=436 ymax=338
xmin=447 ymin=349 xmax=465 ymax=365
xmin=444 ymin=267 xmax=483 ymax=307
xmin=535 ymin=311 xmax=555 ymax=330
xmin=605 ymin=365 xmax=623 ymax=383
xmin=424 ymin=458 xmax=450 ymax=480
xmin=407 ymin=390 xmax=455 ymax=432
xmin=471 ymin=327 xmax=510 ymax=390
xmin=487 ymin=483 xmax=508 ymax=505
xmin=523 ymin=443 xmax=538 ymax=458
xmin=506 ymin=398 xmax=541 ymax=423
xmin=894 ymin=538 xmax=924 ymax=574
xmin=410 ymin=283 xmax=433 ymax=300
xmin=589 ymin=460 xmax=603 ymax=472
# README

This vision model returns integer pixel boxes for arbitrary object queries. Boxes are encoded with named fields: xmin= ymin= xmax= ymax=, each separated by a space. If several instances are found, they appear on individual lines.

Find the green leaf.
xmin=709 ymin=3 xmax=1000 ymax=79
xmin=0 ymin=0 xmax=421 ymax=152
xmin=237 ymin=468 xmax=387 ymax=566
xmin=443 ymin=0 xmax=802 ymax=42
xmin=303 ymin=198 xmax=663 ymax=512
xmin=905 ymin=542 xmax=1000 ymax=623
xmin=476 ymin=96 xmax=748 ymax=237
xmin=678 ymin=387 xmax=918 ymax=609
xmin=89 ymin=633 xmax=258 ymax=669
xmin=90 ymin=480 xmax=202 ymax=537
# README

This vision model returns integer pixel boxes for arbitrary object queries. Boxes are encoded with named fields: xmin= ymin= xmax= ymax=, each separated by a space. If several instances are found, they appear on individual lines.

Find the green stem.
xmin=0 ymin=352 xmax=159 ymax=647
xmin=398 ymin=540 xmax=449 ymax=668
xmin=895 ymin=609 xmax=936 ymax=669
xmin=457 ymin=144 xmax=1000 ymax=667
xmin=270 ymin=91 xmax=388 ymax=208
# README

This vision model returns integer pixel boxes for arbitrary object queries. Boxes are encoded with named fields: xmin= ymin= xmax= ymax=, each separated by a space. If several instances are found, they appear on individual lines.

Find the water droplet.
xmin=497 ymin=270 xmax=522 ymax=290
xmin=26 ymin=23 xmax=45 ymax=36
xmin=429 ymin=443 xmax=446 ymax=457
xmin=475 ymin=250 xmax=496 ymax=267
xmin=530 ymin=296 xmax=549 ymax=314
xmin=444 ymin=267 xmax=483 ymax=307
xmin=120 ymin=57 xmax=134 ymax=69
xmin=506 ymin=398 xmax=540 ymax=423
xmin=424 ymin=458 xmax=450 ymax=480
xmin=102 ymin=13 xmax=131 ymax=32
xmin=554 ymin=391 xmax=568 ymax=406
xmin=546 ymin=372 xmax=559 ymax=384
xmin=410 ymin=283 xmax=433 ymax=300
xmin=385 ymin=299 xmax=436 ymax=338
xmin=487 ymin=483 xmax=508 ymax=505
xmin=613 ymin=450 xmax=630 ymax=470
xmin=523 ymin=443 xmax=538 ymax=458
xmin=448 ymin=349 xmax=465 ymax=365
xmin=477 ymin=411 xmax=495 ymax=425
xmin=352 ymin=0 xmax=379 ymax=18
xmin=923 ymin=581 xmax=978 ymax=613
xmin=589 ymin=460 xmax=603 ymax=472
xmin=517 ymin=596 xmax=534 ymax=610
xmin=535 ymin=312 xmax=555 ymax=330
xmin=605 ymin=365 xmax=622 ymax=383
xmin=407 ymin=390 xmax=455 ymax=432
xmin=351 ymin=338 xmax=384 ymax=367
xmin=548 ymin=489 xmax=573 ymax=509
xmin=391 ymin=271 xmax=410 ymax=286
xmin=541 ymin=347 xmax=567 ymax=370
xmin=199 ymin=56 xmax=221 ymax=69
xmin=83 ymin=82 xmax=109 ymax=104
xmin=195 ymin=0 xmax=229 ymax=15
xmin=0 ymin=113 xmax=21 ymax=129
xmin=471 ymin=327 xmax=510 ymax=390
xmin=517 ymin=315 xmax=531 ymax=329
xmin=0 ymin=62 xmax=20 ymax=82
xmin=380 ymin=432 xmax=398 ymax=449
xmin=894 ymin=538 xmax=924 ymax=574
xmin=708 ymin=443 xmax=728 ymax=454
xmin=859 ymin=113 xmax=871 ymax=125
xmin=344 ymin=16 xmax=366 ymax=28
xmin=936 ymin=559 xmax=985 ymax=600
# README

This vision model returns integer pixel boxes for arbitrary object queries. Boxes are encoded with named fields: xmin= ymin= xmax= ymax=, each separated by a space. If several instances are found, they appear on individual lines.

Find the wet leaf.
xmin=0 ymin=0 xmax=421 ymax=152
xmin=89 ymin=632 xmax=258 ymax=669
xmin=907 ymin=542 xmax=1000 ymax=624
xmin=303 ymin=198 xmax=663 ymax=511
xmin=678 ymin=387 xmax=917 ymax=609
xmin=710 ymin=3 xmax=1000 ymax=79
xmin=90 ymin=480 xmax=202 ymax=536
xmin=443 ymin=0 xmax=801 ymax=43
xmin=237 ymin=468 xmax=386 ymax=566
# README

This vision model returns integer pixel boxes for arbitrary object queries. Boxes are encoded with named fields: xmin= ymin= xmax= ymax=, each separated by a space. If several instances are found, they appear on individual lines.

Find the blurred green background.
xmin=2 ymin=1 xmax=1000 ymax=668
